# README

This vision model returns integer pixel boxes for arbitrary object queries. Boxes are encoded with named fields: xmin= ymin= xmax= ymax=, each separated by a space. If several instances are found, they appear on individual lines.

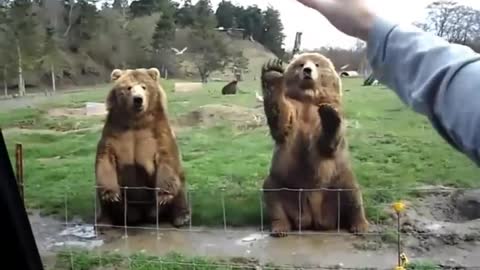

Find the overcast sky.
xmin=194 ymin=0 xmax=480 ymax=50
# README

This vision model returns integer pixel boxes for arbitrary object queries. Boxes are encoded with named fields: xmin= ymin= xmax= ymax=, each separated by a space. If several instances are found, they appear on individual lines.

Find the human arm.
xmin=367 ymin=17 xmax=480 ymax=165
xmin=295 ymin=0 xmax=480 ymax=166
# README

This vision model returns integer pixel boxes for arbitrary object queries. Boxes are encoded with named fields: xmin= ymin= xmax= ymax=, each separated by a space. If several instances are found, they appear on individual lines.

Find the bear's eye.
xmin=141 ymin=85 xmax=146 ymax=90
xmin=315 ymin=63 xmax=319 ymax=67
xmin=127 ymin=86 xmax=132 ymax=91
xmin=299 ymin=63 xmax=304 ymax=68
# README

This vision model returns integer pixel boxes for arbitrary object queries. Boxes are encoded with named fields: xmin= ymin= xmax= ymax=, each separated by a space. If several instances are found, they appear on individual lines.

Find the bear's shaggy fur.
xmin=95 ymin=68 xmax=189 ymax=228
xmin=261 ymin=53 xmax=368 ymax=237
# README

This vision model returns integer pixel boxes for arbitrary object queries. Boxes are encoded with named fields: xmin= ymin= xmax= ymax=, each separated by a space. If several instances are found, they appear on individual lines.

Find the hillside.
xmin=9 ymin=29 xmax=275 ymax=94
xmin=1 ymin=0 xmax=287 ymax=96
xmin=174 ymin=28 xmax=277 ymax=82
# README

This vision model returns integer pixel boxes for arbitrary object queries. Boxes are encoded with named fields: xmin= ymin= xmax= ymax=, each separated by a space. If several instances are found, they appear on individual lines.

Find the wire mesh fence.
xmin=20 ymin=180 xmax=480 ymax=270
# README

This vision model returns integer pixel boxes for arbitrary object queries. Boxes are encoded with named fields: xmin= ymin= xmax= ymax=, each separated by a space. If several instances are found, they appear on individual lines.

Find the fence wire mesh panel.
xmin=22 ymin=183 xmax=480 ymax=270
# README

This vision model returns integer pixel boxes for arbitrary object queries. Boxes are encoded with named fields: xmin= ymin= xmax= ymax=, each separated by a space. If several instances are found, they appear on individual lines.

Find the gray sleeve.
xmin=367 ymin=16 xmax=480 ymax=166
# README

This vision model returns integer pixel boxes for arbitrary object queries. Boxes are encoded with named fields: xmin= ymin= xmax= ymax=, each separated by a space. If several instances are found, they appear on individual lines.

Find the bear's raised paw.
xmin=262 ymin=59 xmax=285 ymax=77
xmin=318 ymin=103 xmax=341 ymax=134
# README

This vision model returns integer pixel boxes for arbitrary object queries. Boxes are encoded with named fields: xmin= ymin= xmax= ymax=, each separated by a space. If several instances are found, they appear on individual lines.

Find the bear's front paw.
xmin=270 ymin=221 xmax=291 ymax=238
xmin=157 ymin=193 xmax=174 ymax=206
xmin=349 ymin=220 xmax=369 ymax=235
xmin=262 ymin=58 xmax=285 ymax=75
xmin=318 ymin=103 xmax=341 ymax=134
xmin=101 ymin=189 xmax=121 ymax=203
xmin=172 ymin=213 xmax=190 ymax=228
xmin=261 ymin=59 xmax=285 ymax=95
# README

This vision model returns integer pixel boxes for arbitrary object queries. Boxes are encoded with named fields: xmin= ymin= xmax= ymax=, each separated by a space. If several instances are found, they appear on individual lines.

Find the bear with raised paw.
xmin=261 ymin=53 xmax=369 ymax=237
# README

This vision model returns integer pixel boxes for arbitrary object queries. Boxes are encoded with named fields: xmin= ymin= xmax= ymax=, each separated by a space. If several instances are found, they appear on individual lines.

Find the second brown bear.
xmin=261 ymin=53 xmax=369 ymax=237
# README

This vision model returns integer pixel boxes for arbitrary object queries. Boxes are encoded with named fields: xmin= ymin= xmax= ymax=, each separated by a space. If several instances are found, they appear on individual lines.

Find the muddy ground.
xmin=30 ymin=187 xmax=480 ymax=269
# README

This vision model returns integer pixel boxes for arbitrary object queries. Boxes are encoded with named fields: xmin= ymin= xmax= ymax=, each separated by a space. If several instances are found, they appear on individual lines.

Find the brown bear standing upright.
xmin=95 ymin=68 xmax=189 ymax=228
xmin=261 ymin=53 xmax=368 ymax=237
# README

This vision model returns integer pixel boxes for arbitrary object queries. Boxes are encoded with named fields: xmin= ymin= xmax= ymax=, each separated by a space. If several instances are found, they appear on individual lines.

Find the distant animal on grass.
xmin=261 ymin=53 xmax=369 ymax=237
xmin=221 ymin=80 xmax=238 ymax=95
xmin=95 ymin=67 xmax=189 ymax=229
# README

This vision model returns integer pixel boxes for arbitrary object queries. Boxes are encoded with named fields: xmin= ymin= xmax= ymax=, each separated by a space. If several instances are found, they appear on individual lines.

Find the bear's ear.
xmin=110 ymin=69 xmax=124 ymax=81
xmin=147 ymin=68 xmax=161 ymax=81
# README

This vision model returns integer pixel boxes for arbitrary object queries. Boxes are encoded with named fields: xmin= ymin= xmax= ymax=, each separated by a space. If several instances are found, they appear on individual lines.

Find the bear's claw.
xmin=262 ymin=58 xmax=285 ymax=75
xmin=270 ymin=221 xmax=291 ymax=238
xmin=157 ymin=194 xmax=174 ymax=206
xmin=101 ymin=190 xmax=121 ymax=202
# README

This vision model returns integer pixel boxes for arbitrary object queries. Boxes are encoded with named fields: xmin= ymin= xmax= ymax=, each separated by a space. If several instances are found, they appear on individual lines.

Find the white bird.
xmin=171 ymin=47 xmax=188 ymax=55
xmin=255 ymin=91 xmax=264 ymax=103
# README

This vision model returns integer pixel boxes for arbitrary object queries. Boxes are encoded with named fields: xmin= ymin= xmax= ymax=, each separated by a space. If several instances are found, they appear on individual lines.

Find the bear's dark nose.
xmin=133 ymin=96 xmax=143 ymax=107
xmin=303 ymin=67 xmax=312 ymax=76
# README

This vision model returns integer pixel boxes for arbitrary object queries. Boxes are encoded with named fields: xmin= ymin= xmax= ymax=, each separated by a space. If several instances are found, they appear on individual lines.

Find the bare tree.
xmin=15 ymin=38 xmax=25 ymax=96
xmin=63 ymin=0 xmax=74 ymax=37
xmin=418 ymin=1 xmax=480 ymax=46
xmin=40 ymin=0 xmax=65 ymax=94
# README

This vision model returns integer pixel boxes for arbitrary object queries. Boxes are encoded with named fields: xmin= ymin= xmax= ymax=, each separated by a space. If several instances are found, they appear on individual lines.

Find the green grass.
xmin=49 ymin=250 xmax=442 ymax=270
xmin=1 ymin=78 xmax=478 ymax=226
xmin=49 ymin=250 xmax=285 ymax=270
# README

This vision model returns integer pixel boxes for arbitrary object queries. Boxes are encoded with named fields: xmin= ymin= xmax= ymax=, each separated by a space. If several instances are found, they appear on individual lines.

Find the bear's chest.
xmin=297 ymin=104 xmax=321 ymax=132
xmin=113 ymin=130 xmax=158 ymax=176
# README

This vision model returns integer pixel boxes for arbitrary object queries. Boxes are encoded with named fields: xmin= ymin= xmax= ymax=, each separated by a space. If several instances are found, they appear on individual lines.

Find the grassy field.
xmin=1 ymin=77 xmax=478 ymax=226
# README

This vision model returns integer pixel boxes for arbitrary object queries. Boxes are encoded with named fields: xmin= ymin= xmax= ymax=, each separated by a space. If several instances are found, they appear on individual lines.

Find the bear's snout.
xmin=303 ymin=67 xmax=312 ymax=77
xmin=133 ymin=96 xmax=143 ymax=107
xmin=130 ymin=85 xmax=147 ymax=111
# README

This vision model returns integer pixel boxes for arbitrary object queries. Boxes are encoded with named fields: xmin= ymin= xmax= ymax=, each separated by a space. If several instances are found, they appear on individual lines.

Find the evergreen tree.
xmin=215 ymin=0 xmax=236 ymax=28
xmin=175 ymin=0 xmax=194 ymax=27
xmin=236 ymin=5 xmax=264 ymax=40
xmin=152 ymin=9 xmax=176 ymax=50
xmin=193 ymin=0 xmax=216 ymax=31
xmin=129 ymin=0 xmax=176 ymax=18
xmin=261 ymin=6 xmax=285 ymax=57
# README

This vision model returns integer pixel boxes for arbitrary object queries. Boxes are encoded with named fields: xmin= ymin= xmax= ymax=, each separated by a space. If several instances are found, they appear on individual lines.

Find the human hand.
xmin=295 ymin=0 xmax=376 ymax=41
